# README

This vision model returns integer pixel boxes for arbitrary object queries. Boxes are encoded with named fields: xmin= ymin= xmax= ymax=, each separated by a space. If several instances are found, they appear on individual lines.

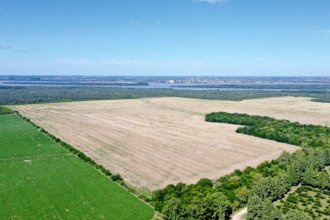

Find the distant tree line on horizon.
xmin=0 ymin=86 xmax=330 ymax=105
xmin=174 ymin=83 xmax=330 ymax=90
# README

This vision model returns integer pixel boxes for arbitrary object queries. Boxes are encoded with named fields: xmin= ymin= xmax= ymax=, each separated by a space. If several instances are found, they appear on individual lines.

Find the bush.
xmin=111 ymin=174 xmax=123 ymax=182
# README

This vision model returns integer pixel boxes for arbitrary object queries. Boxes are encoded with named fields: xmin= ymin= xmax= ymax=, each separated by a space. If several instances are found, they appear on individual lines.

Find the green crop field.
xmin=0 ymin=114 xmax=154 ymax=219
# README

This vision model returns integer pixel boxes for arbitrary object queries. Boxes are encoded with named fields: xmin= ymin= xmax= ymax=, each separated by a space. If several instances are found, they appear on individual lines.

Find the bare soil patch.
xmin=13 ymin=96 xmax=329 ymax=189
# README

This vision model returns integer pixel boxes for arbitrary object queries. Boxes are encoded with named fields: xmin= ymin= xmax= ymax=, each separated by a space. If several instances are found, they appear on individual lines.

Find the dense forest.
xmin=206 ymin=112 xmax=330 ymax=148
xmin=151 ymin=113 xmax=330 ymax=219
xmin=0 ymin=86 xmax=330 ymax=105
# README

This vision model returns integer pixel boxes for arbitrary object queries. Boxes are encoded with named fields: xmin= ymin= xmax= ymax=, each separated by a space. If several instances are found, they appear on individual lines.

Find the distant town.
xmin=1 ymin=75 xmax=330 ymax=87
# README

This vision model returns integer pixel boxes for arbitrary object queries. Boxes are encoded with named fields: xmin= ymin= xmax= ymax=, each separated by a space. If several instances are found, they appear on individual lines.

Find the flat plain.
xmin=13 ymin=96 xmax=330 ymax=189
xmin=0 ymin=114 xmax=154 ymax=219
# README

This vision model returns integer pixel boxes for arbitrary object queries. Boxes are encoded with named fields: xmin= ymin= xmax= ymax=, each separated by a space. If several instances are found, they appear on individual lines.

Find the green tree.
xmin=162 ymin=198 xmax=183 ymax=220
xmin=302 ymin=166 xmax=317 ymax=186
xmin=282 ymin=210 xmax=312 ymax=220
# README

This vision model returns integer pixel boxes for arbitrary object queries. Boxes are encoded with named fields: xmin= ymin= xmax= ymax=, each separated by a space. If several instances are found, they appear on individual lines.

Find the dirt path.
xmin=232 ymin=207 xmax=247 ymax=220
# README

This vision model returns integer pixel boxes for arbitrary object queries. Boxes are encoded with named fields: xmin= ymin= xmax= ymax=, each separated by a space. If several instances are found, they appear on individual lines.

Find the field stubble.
xmin=13 ymin=96 xmax=330 ymax=190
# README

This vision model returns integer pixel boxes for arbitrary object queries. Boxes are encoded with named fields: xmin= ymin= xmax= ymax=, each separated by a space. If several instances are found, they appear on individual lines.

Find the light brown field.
xmin=13 ymin=96 xmax=330 ymax=190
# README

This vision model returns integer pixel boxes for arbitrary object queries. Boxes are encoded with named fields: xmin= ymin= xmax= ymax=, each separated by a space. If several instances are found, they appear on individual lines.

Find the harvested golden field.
xmin=13 ymin=96 xmax=330 ymax=190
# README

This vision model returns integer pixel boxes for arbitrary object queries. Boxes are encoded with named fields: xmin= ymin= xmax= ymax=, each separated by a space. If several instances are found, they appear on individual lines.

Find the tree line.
xmin=151 ymin=112 xmax=330 ymax=219
xmin=1 ymin=86 xmax=330 ymax=105
xmin=206 ymin=112 xmax=330 ymax=148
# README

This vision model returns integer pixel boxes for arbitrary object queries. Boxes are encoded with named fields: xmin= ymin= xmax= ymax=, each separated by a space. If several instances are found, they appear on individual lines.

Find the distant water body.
xmin=2 ymin=82 xmax=285 ymax=91
xmin=0 ymin=82 xmax=330 ymax=92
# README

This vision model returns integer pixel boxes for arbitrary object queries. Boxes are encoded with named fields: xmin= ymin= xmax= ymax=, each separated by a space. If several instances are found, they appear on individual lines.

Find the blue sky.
xmin=0 ymin=0 xmax=329 ymax=75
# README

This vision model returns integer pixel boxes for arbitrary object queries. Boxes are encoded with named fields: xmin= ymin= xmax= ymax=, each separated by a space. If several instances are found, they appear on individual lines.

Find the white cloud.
xmin=192 ymin=0 xmax=230 ymax=4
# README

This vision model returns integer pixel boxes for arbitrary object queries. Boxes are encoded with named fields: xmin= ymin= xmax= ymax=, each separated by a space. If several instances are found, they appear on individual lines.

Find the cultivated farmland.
xmin=0 ymin=114 xmax=154 ymax=219
xmin=13 ymin=96 xmax=330 ymax=189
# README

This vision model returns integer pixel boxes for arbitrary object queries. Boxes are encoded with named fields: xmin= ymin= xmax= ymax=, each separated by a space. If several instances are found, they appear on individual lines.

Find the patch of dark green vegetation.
xmin=206 ymin=112 xmax=330 ymax=148
xmin=151 ymin=112 xmax=330 ymax=220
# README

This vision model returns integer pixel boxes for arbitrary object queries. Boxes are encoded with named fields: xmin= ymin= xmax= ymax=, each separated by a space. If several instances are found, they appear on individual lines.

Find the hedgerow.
xmin=15 ymin=113 xmax=134 ymax=188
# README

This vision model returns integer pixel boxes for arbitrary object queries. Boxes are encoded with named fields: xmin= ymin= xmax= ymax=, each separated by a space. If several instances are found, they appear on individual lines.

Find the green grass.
xmin=0 ymin=114 xmax=66 ymax=158
xmin=0 ymin=114 xmax=154 ymax=220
